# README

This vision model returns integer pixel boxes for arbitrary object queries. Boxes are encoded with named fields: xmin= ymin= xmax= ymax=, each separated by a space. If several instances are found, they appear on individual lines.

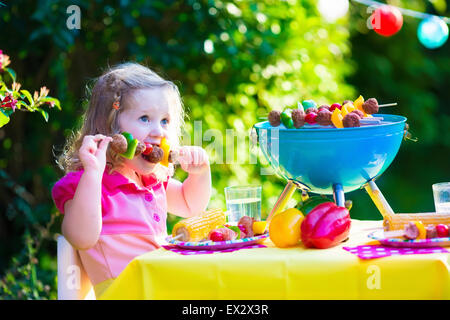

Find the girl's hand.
xmin=177 ymin=146 xmax=210 ymax=175
xmin=79 ymin=134 xmax=113 ymax=174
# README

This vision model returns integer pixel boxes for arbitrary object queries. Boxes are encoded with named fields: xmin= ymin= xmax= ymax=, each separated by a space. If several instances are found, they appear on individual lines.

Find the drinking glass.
xmin=433 ymin=182 xmax=450 ymax=213
xmin=224 ymin=185 xmax=262 ymax=223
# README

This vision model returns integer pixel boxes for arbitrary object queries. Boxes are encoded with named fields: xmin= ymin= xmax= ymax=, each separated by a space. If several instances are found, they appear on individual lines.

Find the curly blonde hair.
xmin=56 ymin=62 xmax=185 ymax=180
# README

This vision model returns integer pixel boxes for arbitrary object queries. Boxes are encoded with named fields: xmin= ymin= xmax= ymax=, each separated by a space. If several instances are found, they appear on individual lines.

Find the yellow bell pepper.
xmin=347 ymin=104 xmax=356 ymax=112
xmin=341 ymin=103 xmax=356 ymax=117
xmin=341 ymin=105 xmax=349 ymax=117
xmin=331 ymin=108 xmax=344 ymax=128
xmin=354 ymin=95 xmax=371 ymax=118
xmin=353 ymin=95 xmax=364 ymax=109
xmin=413 ymin=221 xmax=426 ymax=240
xmin=160 ymin=137 xmax=170 ymax=167
xmin=252 ymin=221 xmax=267 ymax=235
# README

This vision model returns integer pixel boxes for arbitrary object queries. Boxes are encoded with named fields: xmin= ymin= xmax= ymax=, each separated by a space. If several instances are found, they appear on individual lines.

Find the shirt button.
xmin=145 ymin=193 xmax=153 ymax=202
xmin=153 ymin=213 xmax=160 ymax=222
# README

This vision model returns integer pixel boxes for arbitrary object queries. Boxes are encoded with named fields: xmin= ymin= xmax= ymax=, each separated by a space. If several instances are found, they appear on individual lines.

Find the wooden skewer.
xmin=383 ymin=229 xmax=405 ymax=238
xmin=172 ymin=234 xmax=183 ymax=241
xmin=378 ymin=103 xmax=397 ymax=107
xmin=360 ymin=118 xmax=383 ymax=122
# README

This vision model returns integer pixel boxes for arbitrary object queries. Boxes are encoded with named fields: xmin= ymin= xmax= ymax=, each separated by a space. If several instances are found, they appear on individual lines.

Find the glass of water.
xmin=224 ymin=185 xmax=262 ymax=223
xmin=433 ymin=182 xmax=450 ymax=213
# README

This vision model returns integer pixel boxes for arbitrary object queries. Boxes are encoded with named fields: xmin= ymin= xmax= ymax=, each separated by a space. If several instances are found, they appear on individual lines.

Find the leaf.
xmin=38 ymin=109 xmax=49 ymax=122
xmin=20 ymin=90 xmax=34 ymax=106
xmin=39 ymin=97 xmax=61 ymax=110
xmin=0 ymin=109 xmax=10 ymax=127
xmin=29 ymin=26 xmax=52 ymax=42
xmin=16 ymin=100 xmax=32 ymax=111
xmin=429 ymin=0 xmax=447 ymax=13
xmin=5 ymin=68 xmax=16 ymax=82
xmin=1 ymin=107 xmax=14 ymax=116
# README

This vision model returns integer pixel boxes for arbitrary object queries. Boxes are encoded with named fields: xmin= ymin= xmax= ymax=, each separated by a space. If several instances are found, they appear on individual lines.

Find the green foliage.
xmin=0 ymin=228 xmax=56 ymax=300
xmin=0 ymin=40 xmax=61 ymax=299
xmin=0 ymin=51 xmax=61 ymax=127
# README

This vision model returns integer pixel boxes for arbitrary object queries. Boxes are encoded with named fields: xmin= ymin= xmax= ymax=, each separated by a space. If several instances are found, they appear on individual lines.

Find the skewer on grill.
xmin=263 ymin=100 xmax=397 ymax=128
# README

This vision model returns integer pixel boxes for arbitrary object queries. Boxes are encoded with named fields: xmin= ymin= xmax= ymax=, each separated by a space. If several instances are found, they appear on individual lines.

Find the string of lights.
xmin=317 ymin=0 xmax=449 ymax=49
xmin=351 ymin=0 xmax=450 ymax=24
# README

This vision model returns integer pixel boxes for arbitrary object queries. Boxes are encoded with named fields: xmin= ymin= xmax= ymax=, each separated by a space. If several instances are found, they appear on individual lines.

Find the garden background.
xmin=0 ymin=0 xmax=449 ymax=299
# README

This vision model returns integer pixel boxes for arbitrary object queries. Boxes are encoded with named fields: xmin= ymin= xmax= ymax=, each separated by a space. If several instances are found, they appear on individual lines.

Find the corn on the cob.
xmin=172 ymin=208 xmax=226 ymax=242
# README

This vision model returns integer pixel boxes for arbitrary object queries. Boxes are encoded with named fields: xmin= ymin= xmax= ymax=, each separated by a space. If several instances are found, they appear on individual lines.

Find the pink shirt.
xmin=52 ymin=167 xmax=169 ymax=292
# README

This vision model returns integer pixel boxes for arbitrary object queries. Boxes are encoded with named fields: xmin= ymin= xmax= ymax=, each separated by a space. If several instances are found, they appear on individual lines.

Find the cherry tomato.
xmin=329 ymin=103 xmax=342 ymax=112
xmin=142 ymin=142 xmax=153 ymax=155
xmin=209 ymin=230 xmax=224 ymax=242
xmin=305 ymin=112 xmax=317 ymax=124
xmin=435 ymin=224 xmax=449 ymax=238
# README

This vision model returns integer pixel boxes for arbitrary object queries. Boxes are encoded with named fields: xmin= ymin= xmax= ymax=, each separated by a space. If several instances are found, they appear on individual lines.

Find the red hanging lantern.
xmin=370 ymin=5 xmax=403 ymax=37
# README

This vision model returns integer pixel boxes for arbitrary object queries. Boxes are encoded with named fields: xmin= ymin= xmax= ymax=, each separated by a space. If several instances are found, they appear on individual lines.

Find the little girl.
xmin=52 ymin=62 xmax=211 ymax=297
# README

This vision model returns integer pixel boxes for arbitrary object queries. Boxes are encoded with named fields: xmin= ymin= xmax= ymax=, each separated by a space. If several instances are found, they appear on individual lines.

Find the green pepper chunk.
xmin=302 ymin=99 xmax=317 ymax=109
xmin=226 ymin=225 xmax=241 ymax=240
xmin=121 ymin=132 xmax=134 ymax=144
xmin=121 ymin=138 xmax=138 ymax=159
xmin=280 ymin=108 xmax=294 ymax=129
xmin=119 ymin=132 xmax=138 ymax=159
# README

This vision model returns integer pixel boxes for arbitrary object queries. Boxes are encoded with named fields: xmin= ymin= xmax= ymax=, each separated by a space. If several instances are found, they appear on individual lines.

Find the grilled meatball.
xmin=268 ymin=110 xmax=281 ymax=127
xmin=351 ymin=110 xmax=365 ymax=119
xmin=404 ymin=222 xmax=419 ymax=240
xmin=342 ymin=113 xmax=361 ymax=128
xmin=291 ymin=109 xmax=306 ymax=128
xmin=238 ymin=216 xmax=254 ymax=238
xmin=316 ymin=109 xmax=333 ymax=126
xmin=426 ymin=225 xmax=438 ymax=239
xmin=111 ymin=134 xmax=128 ymax=154
xmin=318 ymin=104 xmax=330 ymax=111
xmin=134 ymin=141 xmax=146 ymax=156
xmin=362 ymin=98 xmax=379 ymax=114
xmin=305 ymin=107 xmax=319 ymax=114
xmin=342 ymin=100 xmax=353 ymax=106
xmin=146 ymin=146 xmax=164 ymax=163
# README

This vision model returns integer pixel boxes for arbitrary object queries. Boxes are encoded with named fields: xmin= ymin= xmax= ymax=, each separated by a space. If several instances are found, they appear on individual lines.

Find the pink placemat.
xmin=343 ymin=245 xmax=449 ymax=259
xmin=162 ymin=244 xmax=266 ymax=255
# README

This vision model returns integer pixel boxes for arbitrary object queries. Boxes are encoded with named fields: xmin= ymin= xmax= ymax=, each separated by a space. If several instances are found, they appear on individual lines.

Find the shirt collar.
xmin=102 ymin=168 xmax=163 ymax=192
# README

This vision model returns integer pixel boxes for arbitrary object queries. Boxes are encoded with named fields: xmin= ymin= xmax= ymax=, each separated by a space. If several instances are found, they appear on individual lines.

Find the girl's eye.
xmin=161 ymin=118 xmax=169 ymax=125
xmin=140 ymin=116 xmax=149 ymax=122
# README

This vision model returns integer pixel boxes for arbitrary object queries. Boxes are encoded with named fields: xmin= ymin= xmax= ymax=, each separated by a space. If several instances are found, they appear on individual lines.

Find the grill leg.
xmin=364 ymin=179 xmax=395 ymax=219
xmin=264 ymin=180 xmax=299 ymax=231
xmin=333 ymin=183 xmax=345 ymax=207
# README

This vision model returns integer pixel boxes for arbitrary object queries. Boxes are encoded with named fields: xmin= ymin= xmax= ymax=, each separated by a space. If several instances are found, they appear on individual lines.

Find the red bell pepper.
xmin=300 ymin=202 xmax=351 ymax=249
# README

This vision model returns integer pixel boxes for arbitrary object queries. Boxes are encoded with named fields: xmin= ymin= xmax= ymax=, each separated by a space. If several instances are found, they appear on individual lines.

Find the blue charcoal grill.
xmin=253 ymin=114 xmax=407 ymax=223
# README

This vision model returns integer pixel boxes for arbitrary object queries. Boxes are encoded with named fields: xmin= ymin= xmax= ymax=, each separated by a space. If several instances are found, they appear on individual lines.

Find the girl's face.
xmin=117 ymin=87 xmax=174 ymax=176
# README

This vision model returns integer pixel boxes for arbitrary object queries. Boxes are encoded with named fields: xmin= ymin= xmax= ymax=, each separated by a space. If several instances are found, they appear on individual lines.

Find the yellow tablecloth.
xmin=99 ymin=219 xmax=450 ymax=300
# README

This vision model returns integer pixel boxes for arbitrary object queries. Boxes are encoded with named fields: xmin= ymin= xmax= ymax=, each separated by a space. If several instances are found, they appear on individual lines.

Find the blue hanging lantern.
xmin=417 ymin=17 xmax=449 ymax=49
